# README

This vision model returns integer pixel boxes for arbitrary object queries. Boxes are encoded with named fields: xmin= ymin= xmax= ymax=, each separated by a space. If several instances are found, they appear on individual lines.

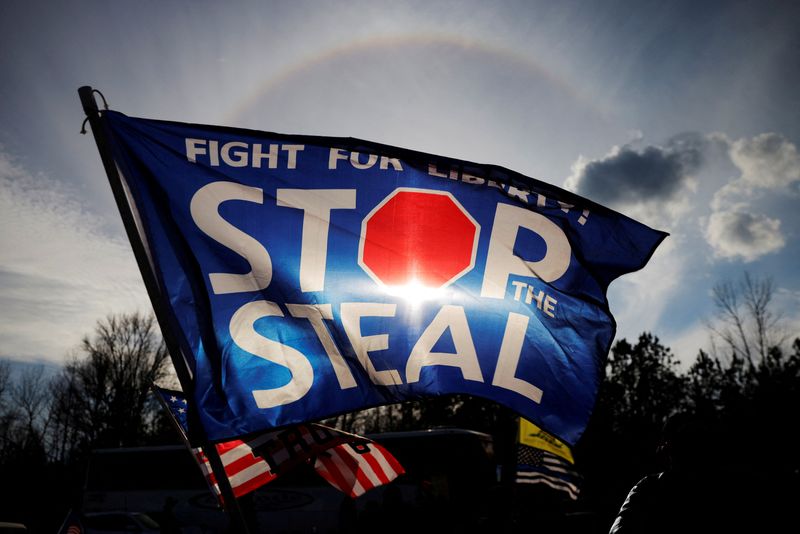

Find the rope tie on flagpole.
xmin=80 ymin=90 xmax=108 ymax=134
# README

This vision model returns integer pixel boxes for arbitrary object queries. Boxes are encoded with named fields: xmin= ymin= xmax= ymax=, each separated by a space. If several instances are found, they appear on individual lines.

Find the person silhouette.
xmin=608 ymin=412 xmax=737 ymax=534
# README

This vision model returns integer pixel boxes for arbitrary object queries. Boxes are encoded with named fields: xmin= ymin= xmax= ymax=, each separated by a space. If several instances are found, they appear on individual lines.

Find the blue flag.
xmin=102 ymin=111 xmax=665 ymax=445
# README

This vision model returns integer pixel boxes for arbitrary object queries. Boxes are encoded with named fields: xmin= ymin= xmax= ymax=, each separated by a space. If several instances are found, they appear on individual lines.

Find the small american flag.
xmin=515 ymin=444 xmax=582 ymax=500
xmin=155 ymin=387 xmax=404 ymax=499
xmin=57 ymin=510 xmax=83 ymax=534
xmin=315 ymin=441 xmax=405 ymax=498
xmin=156 ymin=387 xmax=277 ymax=498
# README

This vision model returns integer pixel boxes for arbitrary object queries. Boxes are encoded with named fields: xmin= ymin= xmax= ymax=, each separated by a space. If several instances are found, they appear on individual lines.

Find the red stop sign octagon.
xmin=359 ymin=188 xmax=480 ymax=289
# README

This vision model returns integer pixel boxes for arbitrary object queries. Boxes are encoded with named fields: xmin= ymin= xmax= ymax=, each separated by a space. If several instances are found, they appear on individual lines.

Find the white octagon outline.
xmin=358 ymin=187 xmax=481 ymax=290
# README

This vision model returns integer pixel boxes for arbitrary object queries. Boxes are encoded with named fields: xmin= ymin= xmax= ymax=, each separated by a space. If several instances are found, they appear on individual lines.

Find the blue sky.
xmin=1 ymin=0 xmax=798 ymax=369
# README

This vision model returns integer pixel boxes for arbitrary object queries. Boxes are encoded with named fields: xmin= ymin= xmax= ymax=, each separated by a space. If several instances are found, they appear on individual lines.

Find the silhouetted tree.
xmin=0 ymin=360 xmax=15 ymax=465
xmin=578 ymin=333 xmax=688 ymax=528
xmin=706 ymin=272 xmax=788 ymax=368
xmin=603 ymin=333 xmax=688 ymax=433
xmin=48 ymin=312 xmax=170 ymax=457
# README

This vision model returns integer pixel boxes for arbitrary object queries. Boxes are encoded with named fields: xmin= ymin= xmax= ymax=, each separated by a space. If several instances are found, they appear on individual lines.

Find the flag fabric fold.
xmin=314 ymin=441 xmax=405 ymax=498
xmin=103 ymin=110 xmax=667 ymax=446
xmin=155 ymin=387 xmax=403 ymax=499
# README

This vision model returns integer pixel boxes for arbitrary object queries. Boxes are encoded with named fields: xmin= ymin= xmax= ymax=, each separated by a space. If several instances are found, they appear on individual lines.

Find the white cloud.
xmin=0 ymin=149 xmax=149 ymax=364
xmin=730 ymin=133 xmax=800 ymax=189
xmin=704 ymin=207 xmax=785 ymax=262
xmin=713 ymin=133 xmax=800 ymax=210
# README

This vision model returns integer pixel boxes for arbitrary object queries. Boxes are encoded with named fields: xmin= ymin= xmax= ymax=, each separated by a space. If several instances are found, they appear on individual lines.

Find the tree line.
xmin=0 ymin=273 xmax=797 ymax=532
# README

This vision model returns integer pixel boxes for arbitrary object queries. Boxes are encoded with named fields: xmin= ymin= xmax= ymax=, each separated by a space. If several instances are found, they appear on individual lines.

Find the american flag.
xmin=155 ymin=387 xmax=404 ymax=499
xmin=515 ymin=444 xmax=582 ymax=500
xmin=57 ymin=510 xmax=83 ymax=534
xmin=156 ymin=388 xmax=276 ymax=497
xmin=315 ymin=441 xmax=405 ymax=498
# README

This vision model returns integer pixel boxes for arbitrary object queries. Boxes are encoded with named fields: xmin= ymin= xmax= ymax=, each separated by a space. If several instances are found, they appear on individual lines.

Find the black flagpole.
xmin=78 ymin=86 xmax=251 ymax=534
xmin=151 ymin=386 xmax=223 ymax=501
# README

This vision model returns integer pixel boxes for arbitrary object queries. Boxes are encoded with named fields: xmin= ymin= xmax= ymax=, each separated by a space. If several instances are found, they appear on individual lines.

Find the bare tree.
xmin=48 ymin=312 xmax=171 ymax=456
xmin=706 ymin=272 xmax=787 ymax=367
xmin=0 ymin=360 xmax=16 ymax=463
xmin=0 ymin=360 xmax=10 ymax=402
xmin=12 ymin=366 xmax=50 ymax=442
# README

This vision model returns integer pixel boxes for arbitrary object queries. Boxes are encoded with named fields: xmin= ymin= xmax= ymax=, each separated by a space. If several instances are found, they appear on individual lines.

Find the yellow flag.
xmin=518 ymin=418 xmax=575 ymax=464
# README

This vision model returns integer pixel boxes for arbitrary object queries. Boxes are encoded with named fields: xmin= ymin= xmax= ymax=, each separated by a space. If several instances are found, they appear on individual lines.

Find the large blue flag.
xmin=102 ymin=111 xmax=665 ymax=445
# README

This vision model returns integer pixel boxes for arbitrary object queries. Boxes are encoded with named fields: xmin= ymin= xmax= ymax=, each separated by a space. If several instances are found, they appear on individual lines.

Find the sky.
xmin=1 ymin=0 xmax=798 ymax=371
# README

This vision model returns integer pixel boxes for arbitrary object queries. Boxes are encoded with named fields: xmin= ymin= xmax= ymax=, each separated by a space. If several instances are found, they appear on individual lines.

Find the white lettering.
xmin=480 ymin=203 xmax=571 ymax=298
xmin=231 ymin=300 xmax=314 ymax=408
xmin=350 ymin=152 xmax=379 ymax=170
xmin=282 ymin=144 xmax=304 ymax=169
xmin=190 ymin=182 xmax=272 ymax=294
xmin=406 ymin=305 xmax=484 ymax=383
xmin=209 ymin=140 xmax=220 ymax=166
xmin=525 ymin=286 xmax=545 ymax=309
xmin=507 ymin=186 xmax=530 ymax=203
xmin=340 ymin=303 xmax=402 ymax=386
xmin=276 ymin=189 xmax=357 ymax=292
xmin=379 ymin=156 xmax=403 ymax=170
xmin=427 ymin=163 xmax=447 ymax=178
xmin=328 ymin=148 xmax=348 ymax=169
xmin=252 ymin=143 xmax=278 ymax=169
xmin=286 ymin=303 xmax=357 ymax=389
xmin=543 ymin=295 xmax=557 ymax=318
xmin=511 ymin=280 xmax=527 ymax=301
xmin=221 ymin=141 xmax=249 ymax=167
xmin=492 ymin=312 xmax=543 ymax=403
xmin=185 ymin=138 xmax=207 ymax=163
xmin=462 ymin=173 xmax=484 ymax=185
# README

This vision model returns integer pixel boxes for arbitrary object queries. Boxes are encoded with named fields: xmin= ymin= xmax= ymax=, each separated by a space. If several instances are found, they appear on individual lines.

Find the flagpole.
xmin=151 ymin=386 xmax=222 ymax=500
xmin=78 ymin=86 xmax=251 ymax=534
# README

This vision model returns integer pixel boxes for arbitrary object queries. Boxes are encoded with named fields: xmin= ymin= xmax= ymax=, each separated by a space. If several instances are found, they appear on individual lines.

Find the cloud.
xmin=565 ymin=133 xmax=706 ymax=226
xmin=703 ymin=133 xmax=796 ymax=262
xmin=572 ymin=131 xmax=797 ymax=264
xmin=704 ymin=207 xmax=785 ymax=262
xmin=0 ymin=149 xmax=149 ymax=363
xmin=730 ymin=133 xmax=800 ymax=189
xmin=713 ymin=133 xmax=800 ymax=210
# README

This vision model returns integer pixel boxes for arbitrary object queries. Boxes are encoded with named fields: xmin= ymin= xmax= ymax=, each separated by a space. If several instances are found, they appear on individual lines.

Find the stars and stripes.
xmin=154 ymin=387 xmax=404 ymax=500
xmin=156 ymin=387 xmax=275 ymax=498
xmin=314 ymin=441 xmax=405 ymax=498
xmin=515 ymin=444 xmax=582 ymax=500
xmin=191 ymin=437 xmax=278 ymax=498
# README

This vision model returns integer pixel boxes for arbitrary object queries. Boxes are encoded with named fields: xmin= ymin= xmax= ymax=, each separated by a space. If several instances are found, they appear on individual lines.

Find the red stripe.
xmin=232 ymin=470 xmax=276 ymax=497
xmin=318 ymin=450 xmax=357 ymax=496
xmin=224 ymin=451 xmax=264 ymax=478
xmin=215 ymin=439 xmax=245 ymax=455
xmin=350 ymin=448 xmax=376 ymax=493
xmin=375 ymin=443 xmax=405 ymax=475
xmin=361 ymin=449 xmax=391 ymax=485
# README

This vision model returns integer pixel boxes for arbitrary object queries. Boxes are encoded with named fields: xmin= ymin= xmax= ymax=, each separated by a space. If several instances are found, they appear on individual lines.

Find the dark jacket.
xmin=609 ymin=470 xmax=744 ymax=534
